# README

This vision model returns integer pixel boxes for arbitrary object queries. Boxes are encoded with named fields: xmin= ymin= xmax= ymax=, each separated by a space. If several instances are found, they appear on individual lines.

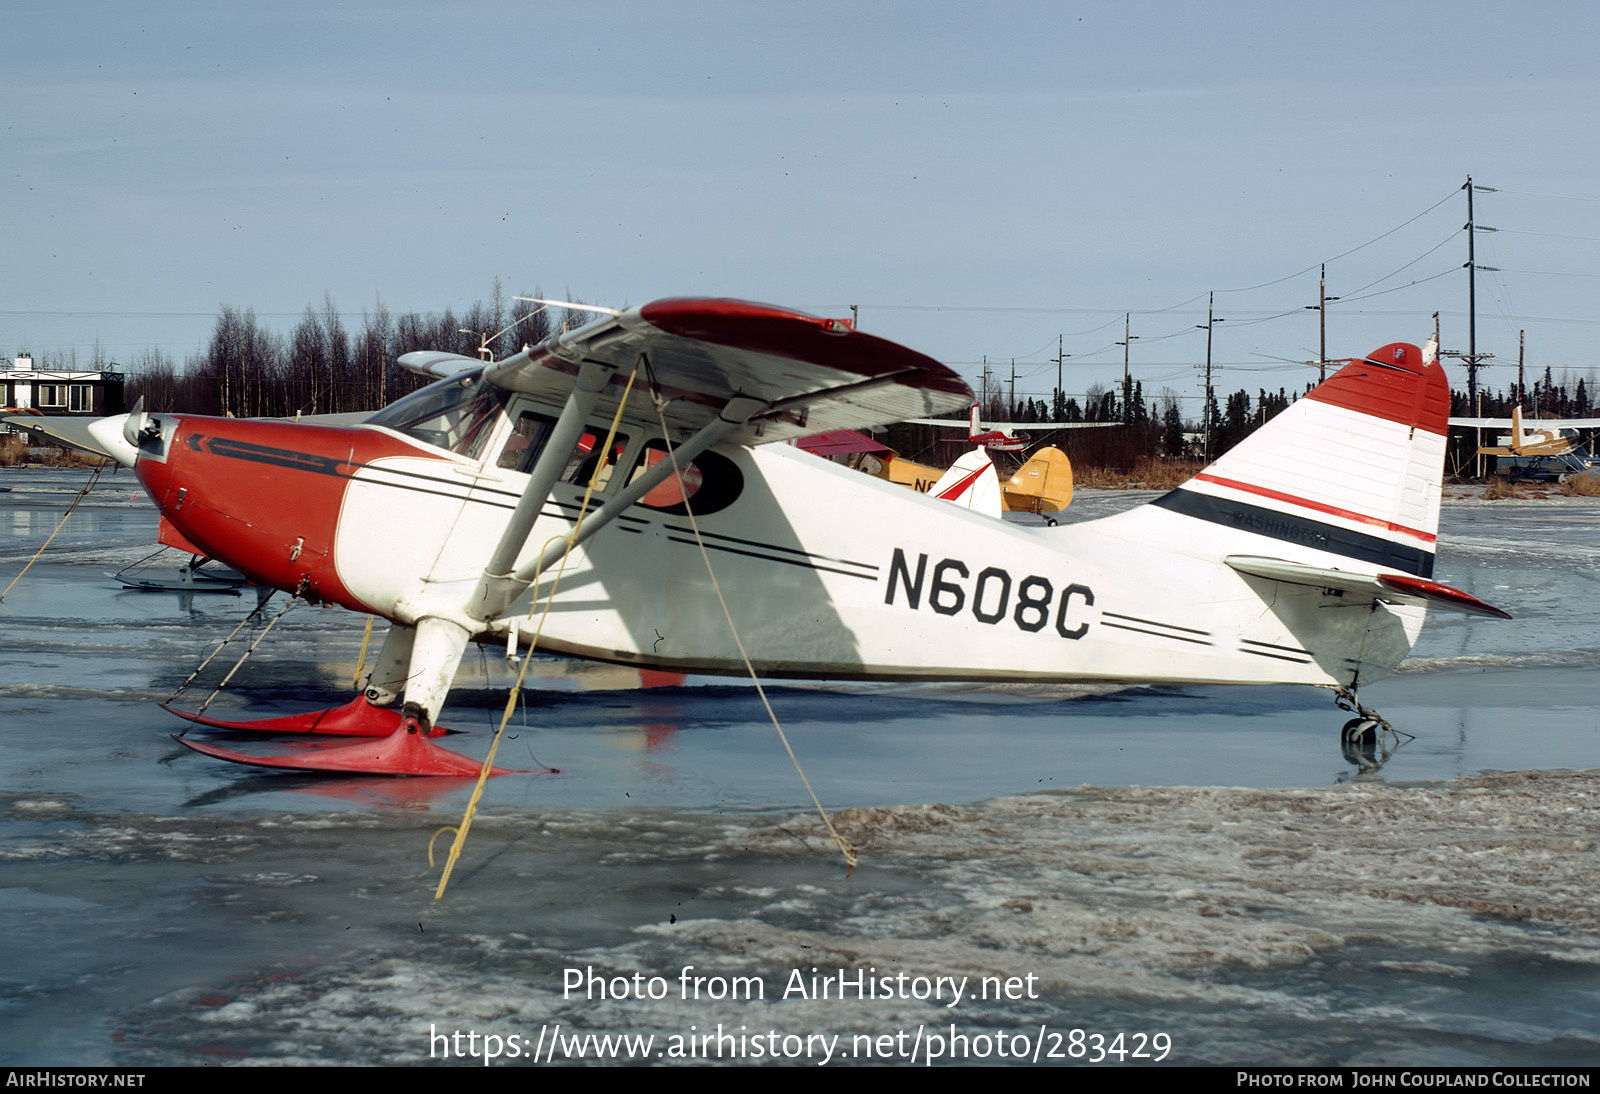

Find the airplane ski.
xmin=159 ymin=695 xmax=451 ymax=736
xmin=172 ymin=728 xmax=515 ymax=776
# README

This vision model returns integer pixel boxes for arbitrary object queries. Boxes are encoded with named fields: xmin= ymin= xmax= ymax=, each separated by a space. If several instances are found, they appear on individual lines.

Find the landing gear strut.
xmin=1331 ymin=685 xmax=1412 ymax=772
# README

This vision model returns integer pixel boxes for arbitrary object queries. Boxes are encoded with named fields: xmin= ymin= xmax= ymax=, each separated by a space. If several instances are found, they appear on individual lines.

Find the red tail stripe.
xmin=1194 ymin=472 xmax=1437 ymax=544
xmin=936 ymin=465 xmax=987 ymax=500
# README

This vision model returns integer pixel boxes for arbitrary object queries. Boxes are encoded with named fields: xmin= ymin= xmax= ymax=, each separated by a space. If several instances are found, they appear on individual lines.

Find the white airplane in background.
xmin=1450 ymin=404 xmax=1600 ymax=461
xmin=8 ymin=297 xmax=1506 ymax=775
xmin=1449 ymin=406 xmax=1600 ymax=481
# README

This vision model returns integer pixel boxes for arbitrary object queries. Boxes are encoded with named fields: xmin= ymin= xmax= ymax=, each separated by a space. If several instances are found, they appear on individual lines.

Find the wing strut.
xmin=479 ymin=359 xmax=610 ymax=583
xmin=473 ymin=394 xmax=766 ymax=619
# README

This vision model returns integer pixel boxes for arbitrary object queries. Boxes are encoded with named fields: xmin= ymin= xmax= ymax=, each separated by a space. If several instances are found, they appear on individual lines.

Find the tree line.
xmin=18 ymin=287 xmax=1593 ymax=474
xmin=122 ymin=281 xmax=584 ymax=419
xmin=884 ymin=379 xmax=1301 ymax=472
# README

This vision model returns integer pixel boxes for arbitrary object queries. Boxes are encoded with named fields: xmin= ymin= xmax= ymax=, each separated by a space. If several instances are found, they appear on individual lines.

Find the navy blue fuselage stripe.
xmin=1151 ymin=487 xmax=1434 ymax=577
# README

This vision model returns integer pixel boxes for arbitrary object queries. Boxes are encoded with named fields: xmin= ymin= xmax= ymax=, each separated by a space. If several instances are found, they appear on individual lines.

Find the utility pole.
xmin=1115 ymin=313 xmax=1138 ymax=423
xmin=1441 ymin=179 xmax=1497 ymax=477
xmin=1052 ymin=334 xmax=1072 ymax=421
xmin=1197 ymin=293 xmax=1222 ymax=461
xmin=1518 ymin=329 xmax=1526 ymax=411
xmin=1466 ymin=176 xmax=1478 ymax=407
xmin=1305 ymin=264 xmax=1339 ymax=383
xmin=1460 ymin=176 xmax=1499 ymax=407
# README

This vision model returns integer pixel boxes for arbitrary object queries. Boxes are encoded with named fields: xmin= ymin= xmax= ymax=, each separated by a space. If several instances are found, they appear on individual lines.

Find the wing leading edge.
xmin=444 ymin=297 xmax=973 ymax=444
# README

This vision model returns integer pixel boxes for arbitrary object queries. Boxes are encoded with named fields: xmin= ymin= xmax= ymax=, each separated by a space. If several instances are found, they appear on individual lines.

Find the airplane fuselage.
xmin=131 ymin=403 xmax=1424 ymax=691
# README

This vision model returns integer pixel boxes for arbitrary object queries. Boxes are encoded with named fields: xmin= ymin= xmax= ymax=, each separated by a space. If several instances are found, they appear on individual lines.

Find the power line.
xmin=1489 ymin=228 xmax=1600 ymax=243
xmin=1211 ymin=186 xmax=1461 ymax=297
xmin=1481 ymin=188 xmax=1600 ymax=202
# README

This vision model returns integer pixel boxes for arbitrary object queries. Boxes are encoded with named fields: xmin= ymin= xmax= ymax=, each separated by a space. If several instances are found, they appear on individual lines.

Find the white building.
xmin=1 ymin=354 xmax=126 ymax=424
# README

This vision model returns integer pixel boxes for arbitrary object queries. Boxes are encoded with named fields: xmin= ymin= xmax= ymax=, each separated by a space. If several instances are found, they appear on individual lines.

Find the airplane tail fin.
xmin=1150 ymin=342 xmax=1448 ymax=579
xmin=1003 ymin=446 xmax=1073 ymax=513
xmin=929 ymin=447 xmax=1004 ymax=517
xmin=967 ymin=402 xmax=982 ymax=443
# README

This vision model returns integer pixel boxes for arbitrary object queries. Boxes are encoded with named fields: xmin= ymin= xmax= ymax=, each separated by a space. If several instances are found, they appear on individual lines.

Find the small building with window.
xmin=1 ymin=354 xmax=126 ymax=427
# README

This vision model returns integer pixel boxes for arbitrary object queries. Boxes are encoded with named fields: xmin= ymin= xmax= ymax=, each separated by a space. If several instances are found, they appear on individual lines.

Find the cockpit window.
xmin=366 ymin=371 xmax=508 ymax=459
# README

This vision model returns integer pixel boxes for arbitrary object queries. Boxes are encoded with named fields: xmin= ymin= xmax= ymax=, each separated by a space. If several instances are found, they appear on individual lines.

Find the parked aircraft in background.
xmin=1450 ymin=405 xmax=1600 ymax=481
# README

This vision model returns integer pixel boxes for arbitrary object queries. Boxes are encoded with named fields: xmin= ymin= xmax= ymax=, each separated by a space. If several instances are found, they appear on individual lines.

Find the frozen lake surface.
xmin=1 ymin=467 xmax=1597 ymax=1066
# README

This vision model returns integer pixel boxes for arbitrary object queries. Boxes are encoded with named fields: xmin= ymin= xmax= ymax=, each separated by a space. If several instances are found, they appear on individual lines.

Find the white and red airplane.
xmin=15 ymin=298 xmax=1506 ymax=774
xmin=960 ymin=404 xmax=1030 ymax=451
xmin=907 ymin=403 xmax=1035 ymax=452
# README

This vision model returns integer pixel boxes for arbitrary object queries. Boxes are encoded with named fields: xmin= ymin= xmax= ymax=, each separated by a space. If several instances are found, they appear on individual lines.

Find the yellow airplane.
xmin=795 ymin=430 xmax=1074 ymax=514
xmin=1450 ymin=405 xmax=1600 ymax=480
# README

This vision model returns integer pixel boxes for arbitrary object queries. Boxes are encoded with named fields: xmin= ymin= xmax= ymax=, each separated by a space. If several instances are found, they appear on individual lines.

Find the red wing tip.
xmin=637 ymin=297 xmax=970 ymax=397
xmin=1378 ymin=574 xmax=1512 ymax=619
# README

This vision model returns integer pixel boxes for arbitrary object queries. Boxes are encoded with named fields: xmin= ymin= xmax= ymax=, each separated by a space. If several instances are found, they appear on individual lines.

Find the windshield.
xmin=366 ymin=371 xmax=508 ymax=459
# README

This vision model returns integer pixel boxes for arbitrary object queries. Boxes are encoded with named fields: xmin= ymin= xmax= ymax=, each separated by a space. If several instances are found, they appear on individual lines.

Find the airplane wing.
xmin=454 ymin=298 xmax=971 ymax=444
xmin=400 ymin=352 xmax=486 ymax=380
xmin=793 ymin=429 xmax=892 ymax=456
xmin=1449 ymin=416 xmax=1600 ymax=429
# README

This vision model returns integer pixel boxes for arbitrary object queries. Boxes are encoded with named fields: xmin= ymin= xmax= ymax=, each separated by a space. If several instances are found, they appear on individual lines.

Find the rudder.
xmin=1150 ymin=342 xmax=1448 ymax=578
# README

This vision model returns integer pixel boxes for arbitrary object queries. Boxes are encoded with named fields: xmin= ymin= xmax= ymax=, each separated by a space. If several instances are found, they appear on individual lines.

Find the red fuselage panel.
xmin=135 ymin=416 xmax=439 ymax=612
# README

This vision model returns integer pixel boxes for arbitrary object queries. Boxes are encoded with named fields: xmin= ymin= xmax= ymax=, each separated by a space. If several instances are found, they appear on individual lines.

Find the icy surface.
xmin=2 ymin=468 xmax=1599 ymax=1066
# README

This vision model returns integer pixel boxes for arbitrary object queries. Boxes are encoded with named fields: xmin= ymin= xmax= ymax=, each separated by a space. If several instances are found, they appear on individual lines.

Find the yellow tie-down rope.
xmin=431 ymin=367 xmax=639 ymax=899
xmin=2 ymin=462 xmax=107 ymax=601
xmin=351 ymin=614 xmax=376 ymax=690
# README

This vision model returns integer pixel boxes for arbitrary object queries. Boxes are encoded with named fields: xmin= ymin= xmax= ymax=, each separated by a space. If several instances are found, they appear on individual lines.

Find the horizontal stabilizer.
xmin=1225 ymin=555 xmax=1510 ymax=618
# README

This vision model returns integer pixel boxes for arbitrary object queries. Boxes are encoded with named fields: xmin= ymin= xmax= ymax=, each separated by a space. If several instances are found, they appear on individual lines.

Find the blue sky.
xmin=5 ymin=0 xmax=1598 ymax=411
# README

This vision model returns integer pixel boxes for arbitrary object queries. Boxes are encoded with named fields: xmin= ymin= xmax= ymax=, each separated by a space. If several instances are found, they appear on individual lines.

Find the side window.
xmin=496 ymin=411 xmax=629 ymax=489
xmin=563 ymin=427 xmax=630 ymax=489
xmin=628 ymin=441 xmax=743 ymax=515
xmin=497 ymin=412 xmax=556 ymax=473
